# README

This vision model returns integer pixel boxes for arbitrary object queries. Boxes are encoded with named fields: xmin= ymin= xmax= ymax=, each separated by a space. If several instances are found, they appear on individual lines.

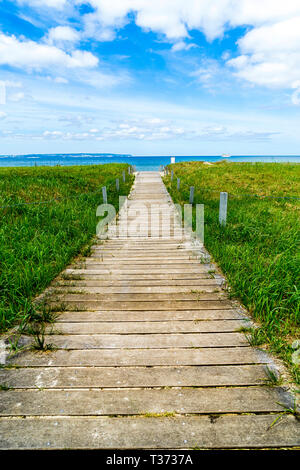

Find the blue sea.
xmin=0 ymin=154 xmax=299 ymax=171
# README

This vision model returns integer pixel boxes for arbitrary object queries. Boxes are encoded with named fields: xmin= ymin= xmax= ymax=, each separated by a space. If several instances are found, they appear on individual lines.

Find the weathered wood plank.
xmin=55 ymin=309 xmax=244 ymax=322
xmin=1 ymin=415 xmax=299 ymax=449
xmin=4 ymin=348 xmax=264 ymax=367
xmin=48 ymin=320 xmax=249 ymax=334
xmin=53 ymin=286 xmax=222 ymax=294
xmin=48 ymin=300 xmax=233 ymax=310
xmin=20 ymin=332 xmax=248 ymax=349
xmin=0 ymin=365 xmax=268 ymax=388
xmin=52 ymin=293 xmax=225 ymax=301
xmin=0 ymin=387 xmax=291 ymax=416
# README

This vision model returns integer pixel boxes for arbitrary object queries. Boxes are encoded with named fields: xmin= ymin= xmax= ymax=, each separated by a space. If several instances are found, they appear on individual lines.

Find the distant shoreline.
xmin=0 ymin=154 xmax=299 ymax=171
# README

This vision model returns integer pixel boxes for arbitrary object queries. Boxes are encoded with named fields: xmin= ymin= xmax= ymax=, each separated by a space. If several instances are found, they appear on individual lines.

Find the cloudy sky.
xmin=0 ymin=0 xmax=300 ymax=155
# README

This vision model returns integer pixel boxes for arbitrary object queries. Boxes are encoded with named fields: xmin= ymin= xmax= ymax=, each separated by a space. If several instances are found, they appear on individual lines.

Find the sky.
xmin=0 ymin=0 xmax=300 ymax=156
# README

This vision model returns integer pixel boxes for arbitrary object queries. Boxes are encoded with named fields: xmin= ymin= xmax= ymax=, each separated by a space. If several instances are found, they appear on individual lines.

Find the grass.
xmin=265 ymin=366 xmax=283 ymax=386
xmin=142 ymin=411 xmax=176 ymax=418
xmin=269 ymin=399 xmax=300 ymax=429
xmin=164 ymin=161 xmax=300 ymax=383
xmin=0 ymin=163 xmax=134 ymax=332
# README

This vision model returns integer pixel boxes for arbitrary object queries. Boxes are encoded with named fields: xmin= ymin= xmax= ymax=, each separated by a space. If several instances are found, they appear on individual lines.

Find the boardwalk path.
xmin=0 ymin=172 xmax=299 ymax=449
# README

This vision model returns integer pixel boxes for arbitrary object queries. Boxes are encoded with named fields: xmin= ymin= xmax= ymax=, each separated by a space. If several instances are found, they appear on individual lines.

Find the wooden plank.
xmin=48 ymin=300 xmax=233 ymax=310
xmin=61 ymin=273 xmax=214 ymax=280
xmin=35 ymin=332 xmax=248 ymax=349
xmin=49 ymin=320 xmax=249 ymax=334
xmin=55 ymin=309 xmax=243 ymax=322
xmin=65 ymin=268 xmax=213 ymax=274
xmin=4 ymin=348 xmax=263 ymax=367
xmin=1 ymin=415 xmax=299 ymax=449
xmin=53 ymin=286 xmax=222 ymax=294
xmin=52 ymin=293 xmax=225 ymax=301
xmin=82 ymin=260 xmax=207 ymax=265
xmin=54 ymin=287 xmax=221 ymax=294
xmin=0 ymin=387 xmax=291 ymax=416
xmin=57 ymin=280 xmax=220 ymax=287
xmin=0 ymin=365 xmax=268 ymax=388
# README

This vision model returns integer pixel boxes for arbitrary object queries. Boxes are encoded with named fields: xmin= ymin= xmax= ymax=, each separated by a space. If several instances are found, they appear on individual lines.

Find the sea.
xmin=0 ymin=154 xmax=299 ymax=171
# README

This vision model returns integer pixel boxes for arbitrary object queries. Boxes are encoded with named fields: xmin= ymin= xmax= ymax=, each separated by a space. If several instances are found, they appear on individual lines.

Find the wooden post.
xmin=122 ymin=170 xmax=126 ymax=182
xmin=189 ymin=186 xmax=194 ymax=204
xmin=177 ymin=178 xmax=180 ymax=190
xmin=171 ymin=170 xmax=174 ymax=182
xmin=102 ymin=186 xmax=107 ymax=204
xmin=128 ymin=166 xmax=131 ymax=175
xmin=116 ymin=178 xmax=119 ymax=192
xmin=196 ymin=204 xmax=204 ymax=243
xmin=219 ymin=192 xmax=228 ymax=226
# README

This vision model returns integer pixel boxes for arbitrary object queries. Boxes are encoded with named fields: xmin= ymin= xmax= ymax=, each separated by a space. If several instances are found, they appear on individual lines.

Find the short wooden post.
xmin=128 ymin=166 xmax=131 ymax=175
xmin=189 ymin=186 xmax=194 ymax=204
xmin=219 ymin=192 xmax=228 ymax=226
xmin=177 ymin=178 xmax=180 ymax=190
xmin=171 ymin=170 xmax=174 ymax=182
xmin=116 ymin=178 xmax=119 ymax=192
xmin=122 ymin=170 xmax=126 ymax=182
xmin=102 ymin=186 xmax=107 ymax=204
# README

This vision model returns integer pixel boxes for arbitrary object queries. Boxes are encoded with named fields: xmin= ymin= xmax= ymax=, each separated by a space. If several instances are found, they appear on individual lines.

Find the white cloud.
xmin=35 ymin=117 xmax=278 ymax=142
xmin=46 ymin=26 xmax=80 ymax=45
xmin=82 ymin=0 xmax=300 ymax=41
xmin=0 ymin=33 xmax=98 ymax=70
xmin=228 ymin=16 xmax=300 ymax=93
xmin=54 ymin=77 xmax=69 ymax=84
xmin=291 ymin=81 xmax=300 ymax=105
xmin=17 ymin=0 xmax=67 ymax=9
xmin=171 ymin=41 xmax=197 ymax=52
xmin=8 ymin=92 xmax=25 ymax=102
xmin=5 ymin=0 xmax=300 ymax=104
xmin=43 ymin=130 xmax=63 ymax=137
xmin=0 ymin=111 xmax=7 ymax=119
xmin=79 ymin=1 xmax=300 ymax=102
xmin=3 ymin=80 xmax=23 ymax=88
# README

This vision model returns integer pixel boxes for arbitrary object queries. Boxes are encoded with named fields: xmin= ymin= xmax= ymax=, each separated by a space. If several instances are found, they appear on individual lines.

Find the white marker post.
xmin=102 ymin=186 xmax=107 ymax=204
xmin=116 ymin=178 xmax=119 ymax=192
xmin=189 ymin=186 xmax=194 ymax=204
xmin=177 ymin=178 xmax=180 ymax=190
xmin=128 ymin=166 xmax=131 ymax=175
xmin=171 ymin=157 xmax=175 ymax=164
xmin=123 ymin=170 xmax=126 ymax=182
xmin=219 ymin=192 xmax=228 ymax=226
xmin=171 ymin=170 xmax=174 ymax=182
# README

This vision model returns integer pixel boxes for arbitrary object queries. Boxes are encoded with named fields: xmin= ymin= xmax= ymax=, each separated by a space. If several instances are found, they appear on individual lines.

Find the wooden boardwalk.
xmin=0 ymin=171 xmax=299 ymax=449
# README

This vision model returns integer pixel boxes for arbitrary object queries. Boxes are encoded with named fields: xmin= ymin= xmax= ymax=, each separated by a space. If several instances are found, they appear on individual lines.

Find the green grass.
xmin=0 ymin=163 xmax=134 ymax=332
xmin=164 ymin=161 xmax=300 ymax=383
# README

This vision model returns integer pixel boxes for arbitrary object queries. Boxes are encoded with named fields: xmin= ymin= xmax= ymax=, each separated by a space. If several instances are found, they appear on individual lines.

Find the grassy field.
xmin=164 ymin=161 xmax=300 ymax=384
xmin=0 ymin=164 xmax=134 ymax=332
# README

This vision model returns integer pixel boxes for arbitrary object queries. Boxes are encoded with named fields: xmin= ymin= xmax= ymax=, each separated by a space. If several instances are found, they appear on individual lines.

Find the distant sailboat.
xmin=222 ymin=153 xmax=231 ymax=158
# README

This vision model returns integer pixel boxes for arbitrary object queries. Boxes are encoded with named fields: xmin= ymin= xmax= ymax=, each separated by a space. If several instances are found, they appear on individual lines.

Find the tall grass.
xmin=164 ymin=161 xmax=300 ymax=383
xmin=0 ymin=164 xmax=134 ymax=331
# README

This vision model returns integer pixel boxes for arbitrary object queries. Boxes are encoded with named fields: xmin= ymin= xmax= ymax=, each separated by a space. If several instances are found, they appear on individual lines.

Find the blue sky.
xmin=0 ymin=0 xmax=300 ymax=155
